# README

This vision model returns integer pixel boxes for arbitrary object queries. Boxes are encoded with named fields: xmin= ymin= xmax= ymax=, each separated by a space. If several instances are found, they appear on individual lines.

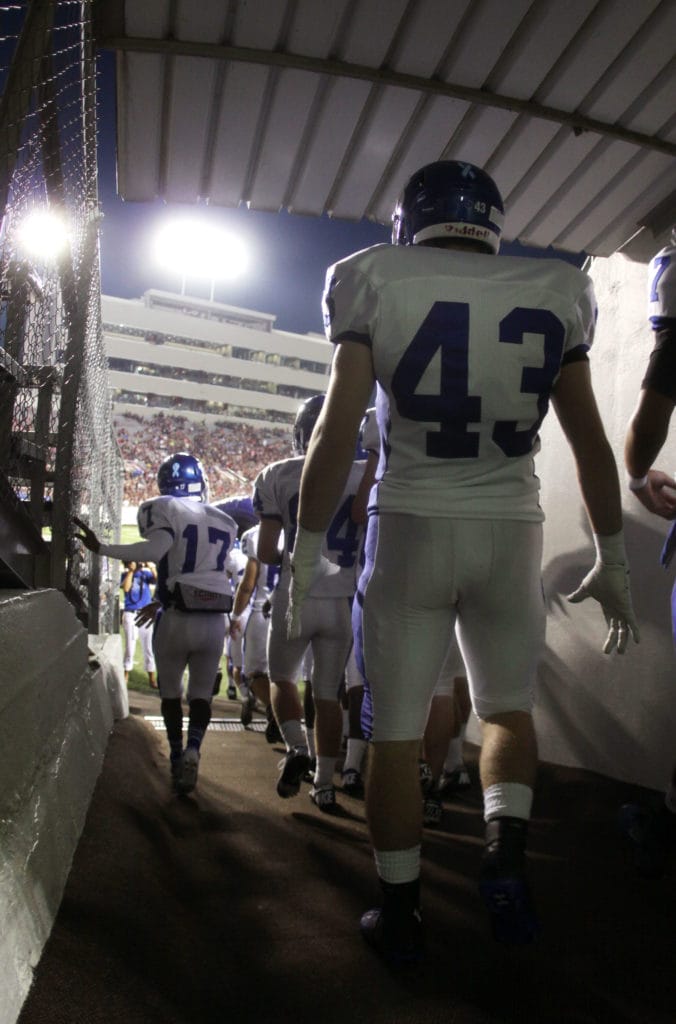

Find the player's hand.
xmin=567 ymin=561 xmax=640 ymax=654
xmin=72 ymin=515 xmax=101 ymax=554
xmin=229 ymin=614 xmax=242 ymax=640
xmin=630 ymin=470 xmax=676 ymax=520
xmin=135 ymin=600 xmax=161 ymax=628
xmin=287 ymin=526 xmax=337 ymax=639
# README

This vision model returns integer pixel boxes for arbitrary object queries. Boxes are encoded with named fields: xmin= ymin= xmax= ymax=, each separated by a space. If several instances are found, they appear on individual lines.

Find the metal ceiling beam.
xmin=97 ymin=35 xmax=676 ymax=159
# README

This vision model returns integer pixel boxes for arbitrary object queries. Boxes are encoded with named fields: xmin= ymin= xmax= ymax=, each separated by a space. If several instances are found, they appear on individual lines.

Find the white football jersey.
xmin=240 ymin=524 xmax=280 ymax=610
xmin=323 ymin=243 xmax=596 ymax=521
xmin=136 ymin=496 xmax=239 ymax=602
xmin=648 ymin=243 xmax=676 ymax=326
xmin=252 ymin=455 xmax=366 ymax=596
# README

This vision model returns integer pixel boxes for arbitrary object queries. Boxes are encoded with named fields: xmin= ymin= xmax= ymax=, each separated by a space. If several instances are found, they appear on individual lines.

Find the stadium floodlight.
xmin=14 ymin=208 xmax=70 ymax=263
xmin=153 ymin=218 xmax=250 ymax=299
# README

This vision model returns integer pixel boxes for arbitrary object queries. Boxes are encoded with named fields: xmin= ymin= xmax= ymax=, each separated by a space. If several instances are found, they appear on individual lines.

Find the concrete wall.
xmin=468 ymin=253 xmax=675 ymax=791
xmin=0 ymin=590 xmax=127 ymax=1024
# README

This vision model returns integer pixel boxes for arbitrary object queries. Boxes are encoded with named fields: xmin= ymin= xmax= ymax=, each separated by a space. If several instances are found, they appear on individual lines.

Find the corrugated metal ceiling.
xmin=95 ymin=0 xmax=676 ymax=263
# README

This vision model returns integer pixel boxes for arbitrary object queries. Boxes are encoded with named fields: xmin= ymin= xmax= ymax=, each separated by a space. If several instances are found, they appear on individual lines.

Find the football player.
xmin=621 ymin=227 xmax=676 ymax=876
xmin=340 ymin=407 xmax=379 ymax=798
xmin=291 ymin=160 xmax=638 ymax=963
xmin=74 ymin=452 xmax=239 ymax=796
xmin=230 ymin=522 xmax=280 ymax=735
xmin=253 ymin=394 xmax=368 ymax=811
xmin=214 ymin=495 xmax=256 ymax=700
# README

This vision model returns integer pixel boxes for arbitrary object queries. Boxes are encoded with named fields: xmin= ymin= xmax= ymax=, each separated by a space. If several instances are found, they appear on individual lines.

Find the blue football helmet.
xmin=392 ymin=160 xmax=504 ymax=253
xmin=293 ymin=394 xmax=325 ymax=455
xmin=157 ymin=452 xmax=208 ymax=501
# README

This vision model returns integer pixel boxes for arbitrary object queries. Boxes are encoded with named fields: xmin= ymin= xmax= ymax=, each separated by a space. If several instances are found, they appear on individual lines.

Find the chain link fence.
xmin=0 ymin=0 xmax=121 ymax=632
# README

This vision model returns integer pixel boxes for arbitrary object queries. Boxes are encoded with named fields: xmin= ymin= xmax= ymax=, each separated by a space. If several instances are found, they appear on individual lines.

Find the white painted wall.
xmin=530 ymin=253 xmax=675 ymax=790
xmin=0 ymin=590 xmax=126 ymax=1024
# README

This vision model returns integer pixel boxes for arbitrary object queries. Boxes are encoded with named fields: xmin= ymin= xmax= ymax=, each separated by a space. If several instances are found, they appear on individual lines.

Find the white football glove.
xmin=567 ymin=531 xmax=640 ymax=654
xmin=287 ymin=526 xmax=339 ymax=639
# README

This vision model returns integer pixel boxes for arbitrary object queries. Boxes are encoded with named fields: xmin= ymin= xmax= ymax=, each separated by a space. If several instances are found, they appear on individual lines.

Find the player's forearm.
xmin=232 ymin=584 xmax=254 ymax=617
xmin=574 ymin=439 xmax=623 ymax=536
xmin=100 ymin=533 xmax=172 ymax=563
xmin=624 ymin=417 xmax=670 ymax=478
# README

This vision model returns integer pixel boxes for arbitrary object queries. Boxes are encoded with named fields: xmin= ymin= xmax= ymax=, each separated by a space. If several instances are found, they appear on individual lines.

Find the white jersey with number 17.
xmin=137 ymin=495 xmax=239 ymax=600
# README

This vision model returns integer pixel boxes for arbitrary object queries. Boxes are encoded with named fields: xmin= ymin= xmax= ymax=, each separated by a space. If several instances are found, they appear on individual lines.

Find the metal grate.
xmin=144 ymin=716 xmax=268 ymax=733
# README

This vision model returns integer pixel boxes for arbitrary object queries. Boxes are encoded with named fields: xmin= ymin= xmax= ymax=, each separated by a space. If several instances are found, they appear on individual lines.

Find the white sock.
xmin=280 ymin=719 xmax=307 ymax=752
xmin=374 ymin=846 xmax=421 ymax=884
xmin=343 ymin=738 xmax=368 ymax=773
xmin=483 ymin=782 xmax=533 ymax=822
xmin=314 ymin=755 xmax=336 ymax=789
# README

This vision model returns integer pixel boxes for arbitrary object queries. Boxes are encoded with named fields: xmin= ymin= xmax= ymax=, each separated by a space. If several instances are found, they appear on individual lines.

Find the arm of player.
xmin=257 ymin=518 xmax=283 ymax=567
xmin=288 ymin=341 xmax=375 ymax=638
xmin=625 ymin=387 xmax=676 ymax=519
xmin=230 ymin=557 xmax=259 ymax=639
xmin=73 ymin=516 xmax=173 ymax=564
xmin=551 ymin=360 xmax=639 ymax=653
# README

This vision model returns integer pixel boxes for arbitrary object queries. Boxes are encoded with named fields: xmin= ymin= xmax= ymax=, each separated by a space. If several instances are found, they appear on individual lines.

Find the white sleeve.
xmin=322 ymin=255 xmax=379 ymax=346
xmin=568 ymin=273 xmax=597 ymax=356
xmin=253 ymin=466 xmax=282 ymax=521
xmin=100 ymin=531 xmax=173 ymax=563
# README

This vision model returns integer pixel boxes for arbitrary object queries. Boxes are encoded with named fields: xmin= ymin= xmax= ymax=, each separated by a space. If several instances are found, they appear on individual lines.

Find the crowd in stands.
xmin=115 ymin=412 xmax=291 ymax=506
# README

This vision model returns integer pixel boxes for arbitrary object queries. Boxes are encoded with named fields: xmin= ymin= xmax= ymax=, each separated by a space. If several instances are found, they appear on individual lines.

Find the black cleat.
xmin=479 ymin=875 xmax=539 ymax=944
xmin=277 ymin=747 xmax=311 ymax=798
xmin=423 ymin=794 xmax=443 ymax=828
xmin=175 ymin=748 xmax=200 ymax=796
xmin=360 ymin=907 xmax=424 ymax=966
xmin=310 ymin=785 xmax=337 ymax=812
xmin=341 ymin=768 xmax=364 ymax=797
xmin=480 ymin=817 xmax=539 ymax=944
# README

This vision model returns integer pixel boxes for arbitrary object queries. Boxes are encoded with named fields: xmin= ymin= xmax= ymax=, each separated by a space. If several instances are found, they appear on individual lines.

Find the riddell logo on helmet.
xmin=444 ymin=224 xmax=489 ymax=240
